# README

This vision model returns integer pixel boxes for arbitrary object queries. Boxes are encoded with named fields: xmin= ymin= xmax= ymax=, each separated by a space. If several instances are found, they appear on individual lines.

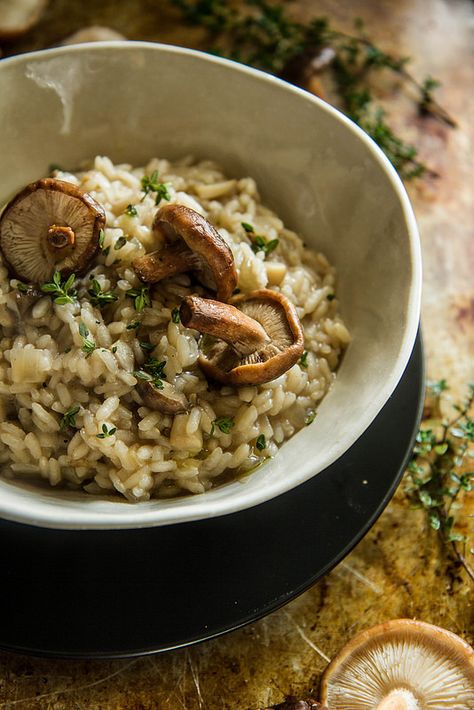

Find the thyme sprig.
xmin=171 ymin=0 xmax=455 ymax=179
xmin=405 ymin=381 xmax=474 ymax=583
xmin=87 ymin=279 xmax=118 ymax=307
xmin=41 ymin=271 xmax=77 ymax=305
xmin=140 ymin=170 xmax=171 ymax=205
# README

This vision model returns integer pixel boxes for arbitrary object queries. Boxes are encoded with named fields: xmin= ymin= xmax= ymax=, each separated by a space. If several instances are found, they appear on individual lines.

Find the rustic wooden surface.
xmin=0 ymin=1 xmax=473 ymax=708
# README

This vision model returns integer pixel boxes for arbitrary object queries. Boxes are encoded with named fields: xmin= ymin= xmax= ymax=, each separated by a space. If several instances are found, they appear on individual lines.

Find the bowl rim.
xmin=0 ymin=41 xmax=422 ymax=529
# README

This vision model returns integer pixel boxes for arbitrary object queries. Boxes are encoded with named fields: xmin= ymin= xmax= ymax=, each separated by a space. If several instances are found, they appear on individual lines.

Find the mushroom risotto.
xmin=0 ymin=156 xmax=350 ymax=501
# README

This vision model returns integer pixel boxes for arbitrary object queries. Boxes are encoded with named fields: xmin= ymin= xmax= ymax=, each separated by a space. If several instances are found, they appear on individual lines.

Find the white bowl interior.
xmin=0 ymin=43 xmax=421 ymax=528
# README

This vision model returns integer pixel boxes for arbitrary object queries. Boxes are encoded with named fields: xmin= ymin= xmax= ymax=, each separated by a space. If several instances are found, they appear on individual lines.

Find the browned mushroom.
xmin=320 ymin=619 xmax=474 ymax=709
xmin=133 ymin=204 xmax=237 ymax=302
xmin=0 ymin=0 xmax=48 ymax=41
xmin=0 ymin=178 xmax=105 ymax=283
xmin=180 ymin=289 xmax=304 ymax=386
xmin=138 ymin=380 xmax=189 ymax=415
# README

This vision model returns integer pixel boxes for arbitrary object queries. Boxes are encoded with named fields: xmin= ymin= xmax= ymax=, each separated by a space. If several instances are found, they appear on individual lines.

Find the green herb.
xmin=140 ymin=170 xmax=171 ymax=205
xmin=114 ymin=236 xmax=128 ymax=251
xmin=214 ymin=416 xmax=235 ymax=434
xmin=299 ymin=351 xmax=309 ymax=368
xmin=132 ymin=369 xmax=165 ymax=389
xmin=405 ymin=381 xmax=474 ymax=583
xmin=98 ymin=229 xmax=106 ymax=250
xmin=126 ymin=286 xmax=150 ymax=312
xmin=133 ymin=358 xmax=166 ymax=389
xmin=78 ymin=322 xmax=96 ymax=358
xmin=249 ymin=234 xmax=279 ymax=257
xmin=305 ymin=411 xmax=317 ymax=425
xmin=126 ymin=320 xmax=141 ymax=330
xmin=41 ymin=271 xmax=77 ymax=305
xmin=327 ymin=293 xmax=335 ymax=301
xmin=139 ymin=341 xmax=155 ymax=353
xmin=16 ymin=281 xmax=30 ymax=293
xmin=87 ymin=279 xmax=118 ymax=307
xmin=171 ymin=307 xmax=181 ymax=324
xmin=96 ymin=423 xmax=117 ymax=439
xmin=256 ymin=434 xmax=266 ymax=451
xmin=144 ymin=358 xmax=167 ymax=379
xmin=172 ymin=1 xmax=456 ymax=179
xmin=102 ymin=246 xmax=110 ymax=257
xmin=125 ymin=204 xmax=138 ymax=217
xmin=64 ymin=346 xmax=71 ymax=354
xmin=111 ymin=346 xmax=118 ymax=353
xmin=49 ymin=163 xmax=64 ymax=173
xmin=59 ymin=405 xmax=80 ymax=431
xmin=241 ymin=222 xmax=255 ymax=233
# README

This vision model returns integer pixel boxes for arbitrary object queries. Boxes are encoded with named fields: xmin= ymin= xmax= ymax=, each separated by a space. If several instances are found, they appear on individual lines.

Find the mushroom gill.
xmin=180 ymin=289 xmax=304 ymax=386
xmin=320 ymin=619 xmax=474 ymax=710
xmin=0 ymin=179 xmax=105 ymax=283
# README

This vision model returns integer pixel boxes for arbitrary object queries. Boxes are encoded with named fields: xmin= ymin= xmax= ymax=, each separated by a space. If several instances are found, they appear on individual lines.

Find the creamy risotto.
xmin=0 ymin=156 xmax=350 ymax=501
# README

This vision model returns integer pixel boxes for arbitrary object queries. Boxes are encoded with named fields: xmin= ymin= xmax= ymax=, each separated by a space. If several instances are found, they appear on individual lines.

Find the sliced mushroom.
xmin=180 ymin=289 xmax=304 ymax=386
xmin=320 ymin=619 xmax=474 ymax=709
xmin=0 ymin=0 xmax=48 ymax=41
xmin=138 ymin=380 xmax=189 ymax=415
xmin=60 ymin=26 xmax=126 ymax=45
xmin=133 ymin=204 xmax=237 ymax=302
xmin=0 ymin=178 xmax=105 ymax=283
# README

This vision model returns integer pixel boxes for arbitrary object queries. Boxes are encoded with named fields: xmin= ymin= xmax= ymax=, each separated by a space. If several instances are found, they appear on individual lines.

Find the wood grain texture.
xmin=0 ymin=1 xmax=472 ymax=708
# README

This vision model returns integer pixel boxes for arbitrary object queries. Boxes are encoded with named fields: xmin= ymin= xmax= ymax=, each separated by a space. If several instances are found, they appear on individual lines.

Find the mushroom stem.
xmin=133 ymin=241 xmax=198 ymax=283
xmin=180 ymin=295 xmax=270 ymax=356
xmin=47 ymin=225 xmax=76 ymax=249
xmin=377 ymin=692 xmax=419 ymax=710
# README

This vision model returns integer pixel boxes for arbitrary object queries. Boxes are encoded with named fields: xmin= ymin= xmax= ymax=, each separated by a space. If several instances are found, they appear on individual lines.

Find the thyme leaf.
xmin=126 ymin=286 xmax=150 ymax=312
xmin=59 ymin=405 xmax=80 ymax=431
xmin=405 ymin=381 xmax=474 ymax=583
xmin=96 ymin=423 xmax=117 ymax=439
xmin=41 ymin=271 xmax=77 ymax=305
xmin=87 ymin=279 xmax=118 ymax=307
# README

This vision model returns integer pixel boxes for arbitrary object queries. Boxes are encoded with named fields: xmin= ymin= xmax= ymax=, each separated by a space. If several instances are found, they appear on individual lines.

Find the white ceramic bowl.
xmin=0 ymin=42 xmax=421 ymax=529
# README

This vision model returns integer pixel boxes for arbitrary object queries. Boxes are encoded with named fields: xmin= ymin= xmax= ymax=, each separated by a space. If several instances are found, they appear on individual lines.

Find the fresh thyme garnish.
xmin=172 ymin=1 xmax=456 ymax=179
xmin=41 ymin=271 xmax=77 ymax=305
xmin=250 ymin=234 xmax=279 ymax=257
xmin=241 ymin=222 xmax=255 ymax=233
xmin=305 ymin=411 xmax=317 ymax=425
xmin=327 ymin=293 xmax=335 ymax=301
xmin=213 ymin=416 xmax=235 ymax=434
xmin=299 ymin=351 xmax=309 ymax=368
xmin=140 ymin=170 xmax=171 ymax=205
xmin=133 ymin=358 xmax=167 ymax=389
xmin=78 ymin=322 xmax=96 ymax=358
xmin=171 ymin=307 xmax=181 ymax=324
xmin=87 ymin=279 xmax=118 ymax=307
xmin=144 ymin=358 xmax=167 ymax=379
xmin=15 ymin=281 xmax=30 ymax=293
xmin=125 ymin=204 xmax=138 ymax=217
xmin=126 ymin=320 xmax=141 ymax=330
xmin=139 ymin=341 xmax=155 ymax=353
xmin=96 ymin=423 xmax=117 ymax=439
xmin=256 ymin=434 xmax=266 ymax=451
xmin=405 ymin=381 xmax=474 ymax=582
xmin=98 ymin=229 xmax=106 ymax=249
xmin=126 ymin=286 xmax=150 ymax=312
xmin=59 ymin=405 xmax=80 ymax=431
xmin=114 ymin=236 xmax=128 ymax=250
